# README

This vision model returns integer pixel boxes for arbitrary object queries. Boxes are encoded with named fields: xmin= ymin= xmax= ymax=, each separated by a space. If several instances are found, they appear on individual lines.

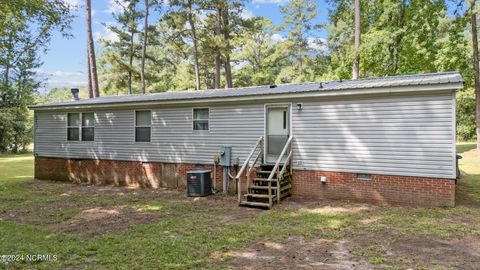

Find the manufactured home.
xmin=31 ymin=72 xmax=463 ymax=208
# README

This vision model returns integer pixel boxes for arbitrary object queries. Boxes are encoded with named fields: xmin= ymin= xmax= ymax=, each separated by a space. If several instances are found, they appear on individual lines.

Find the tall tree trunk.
xmin=87 ymin=47 xmax=93 ymax=98
xmin=187 ymin=0 xmax=201 ymax=90
xmin=214 ymin=7 xmax=222 ymax=89
xmin=391 ymin=0 xmax=406 ymax=74
xmin=298 ymin=32 xmax=303 ymax=77
xmin=128 ymin=28 xmax=134 ymax=95
xmin=86 ymin=0 xmax=100 ymax=97
xmin=352 ymin=0 xmax=361 ymax=79
xmin=224 ymin=55 xmax=233 ymax=88
xmin=472 ymin=1 xmax=480 ymax=149
xmin=2 ymin=32 xmax=13 ymax=104
xmin=140 ymin=0 xmax=149 ymax=94
xmin=222 ymin=3 xmax=233 ymax=88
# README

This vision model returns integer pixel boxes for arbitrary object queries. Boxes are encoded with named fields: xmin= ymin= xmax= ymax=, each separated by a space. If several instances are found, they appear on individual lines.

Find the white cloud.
xmin=63 ymin=0 xmax=80 ymax=8
xmin=307 ymin=37 xmax=327 ymax=52
xmin=240 ymin=9 xmax=255 ymax=19
xmin=44 ymin=79 xmax=87 ymax=89
xmin=252 ymin=0 xmax=289 ymax=4
xmin=105 ymin=0 xmax=128 ymax=14
xmin=35 ymin=69 xmax=84 ymax=77
xmin=35 ymin=69 xmax=86 ymax=89
xmin=94 ymin=23 xmax=119 ymax=43
xmin=271 ymin=33 xmax=286 ymax=44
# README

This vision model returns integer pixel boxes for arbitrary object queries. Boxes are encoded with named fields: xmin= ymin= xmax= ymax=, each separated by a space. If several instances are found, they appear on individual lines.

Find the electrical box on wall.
xmin=219 ymin=146 xmax=232 ymax=166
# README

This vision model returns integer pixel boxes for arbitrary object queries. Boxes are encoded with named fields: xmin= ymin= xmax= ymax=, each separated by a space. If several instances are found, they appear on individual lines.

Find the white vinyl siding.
xmin=34 ymin=104 xmax=264 ymax=165
xmin=34 ymin=92 xmax=456 ymax=179
xmin=291 ymin=93 xmax=456 ymax=178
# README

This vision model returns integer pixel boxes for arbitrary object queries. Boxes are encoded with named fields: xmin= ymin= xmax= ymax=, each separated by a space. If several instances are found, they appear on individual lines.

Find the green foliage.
xmin=457 ymin=88 xmax=477 ymax=141
xmin=35 ymin=87 xmax=88 ymax=105
xmin=99 ymin=0 xmax=145 ymax=95
xmin=278 ymin=0 xmax=323 ymax=83
xmin=328 ymin=0 xmax=470 ymax=78
xmin=0 ymin=0 xmax=72 ymax=153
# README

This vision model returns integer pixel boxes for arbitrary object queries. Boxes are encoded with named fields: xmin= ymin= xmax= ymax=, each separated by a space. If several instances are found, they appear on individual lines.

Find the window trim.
xmin=66 ymin=112 xmax=95 ymax=142
xmin=134 ymin=110 xmax=152 ymax=143
xmin=81 ymin=112 xmax=95 ymax=142
xmin=192 ymin=107 xmax=210 ymax=132
xmin=67 ymin=112 xmax=80 ymax=142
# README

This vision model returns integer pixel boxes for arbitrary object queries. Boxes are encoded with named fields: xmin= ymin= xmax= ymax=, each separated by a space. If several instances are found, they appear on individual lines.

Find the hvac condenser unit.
xmin=186 ymin=170 xmax=212 ymax=197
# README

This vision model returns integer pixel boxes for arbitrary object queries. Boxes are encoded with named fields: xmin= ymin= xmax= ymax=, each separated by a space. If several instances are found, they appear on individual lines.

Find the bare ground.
xmin=3 ymin=179 xmax=480 ymax=269
xmin=2 ymin=179 xmax=262 ymax=237
xmin=349 ymin=232 xmax=480 ymax=269
xmin=227 ymin=237 xmax=373 ymax=270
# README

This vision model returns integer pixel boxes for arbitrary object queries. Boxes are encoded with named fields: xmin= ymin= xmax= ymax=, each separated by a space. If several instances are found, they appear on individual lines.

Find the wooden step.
xmin=244 ymin=193 xmax=272 ymax=199
xmin=253 ymin=177 xmax=277 ymax=182
xmin=256 ymin=170 xmax=275 ymax=175
xmin=239 ymin=201 xmax=271 ymax=208
xmin=249 ymin=185 xmax=278 ymax=190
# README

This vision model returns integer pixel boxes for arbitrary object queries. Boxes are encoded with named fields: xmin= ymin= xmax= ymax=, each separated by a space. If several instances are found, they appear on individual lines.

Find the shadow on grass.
xmin=457 ymin=142 xmax=477 ymax=154
xmin=456 ymin=143 xmax=480 ymax=206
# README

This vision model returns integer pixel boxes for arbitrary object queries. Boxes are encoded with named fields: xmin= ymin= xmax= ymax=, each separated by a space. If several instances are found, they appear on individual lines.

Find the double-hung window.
xmin=67 ymin=113 xmax=80 ymax=141
xmin=193 ymin=108 xmax=209 ymax=131
xmin=135 ymin=110 xmax=151 ymax=142
xmin=67 ymin=112 xmax=95 ymax=141
xmin=82 ymin=113 xmax=95 ymax=141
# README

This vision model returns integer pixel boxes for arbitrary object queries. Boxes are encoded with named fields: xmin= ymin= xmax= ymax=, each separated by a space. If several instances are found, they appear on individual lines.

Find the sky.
xmin=39 ymin=0 xmax=331 ymax=91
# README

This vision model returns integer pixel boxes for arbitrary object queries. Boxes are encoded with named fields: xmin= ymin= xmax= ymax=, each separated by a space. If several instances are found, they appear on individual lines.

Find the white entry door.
xmin=265 ymin=105 xmax=290 ymax=164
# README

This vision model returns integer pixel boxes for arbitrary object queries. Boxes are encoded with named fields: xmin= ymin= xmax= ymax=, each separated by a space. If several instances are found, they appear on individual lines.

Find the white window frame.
xmin=67 ymin=112 xmax=81 ymax=142
xmin=67 ymin=112 xmax=95 ymax=142
xmin=81 ymin=112 xmax=95 ymax=142
xmin=134 ymin=110 xmax=152 ymax=143
xmin=192 ymin=107 xmax=210 ymax=132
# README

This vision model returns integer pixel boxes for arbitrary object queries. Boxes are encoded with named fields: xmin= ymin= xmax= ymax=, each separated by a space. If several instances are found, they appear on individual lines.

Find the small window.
xmin=193 ymin=108 xmax=209 ymax=131
xmin=82 ymin=112 xmax=95 ymax=141
xmin=136 ymin=111 xmax=151 ymax=142
xmin=357 ymin=173 xmax=372 ymax=180
xmin=67 ymin=113 xmax=80 ymax=141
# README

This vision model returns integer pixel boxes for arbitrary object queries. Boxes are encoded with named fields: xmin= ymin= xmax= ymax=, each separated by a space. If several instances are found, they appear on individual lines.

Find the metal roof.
xmin=32 ymin=72 xmax=464 ymax=109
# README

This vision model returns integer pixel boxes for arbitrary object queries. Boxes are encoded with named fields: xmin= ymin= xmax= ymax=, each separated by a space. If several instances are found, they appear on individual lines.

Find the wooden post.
xmin=268 ymin=180 xmax=272 ymax=209
xmin=277 ymin=167 xmax=280 ymax=203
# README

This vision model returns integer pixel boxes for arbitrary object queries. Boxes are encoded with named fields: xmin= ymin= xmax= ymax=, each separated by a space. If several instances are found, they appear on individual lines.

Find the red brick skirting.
xmin=292 ymin=170 xmax=455 ymax=207
xmin=34 ymin=157 xmax=241 ymax=193
xmin=35 ymin=157 xmax=455 ymax=207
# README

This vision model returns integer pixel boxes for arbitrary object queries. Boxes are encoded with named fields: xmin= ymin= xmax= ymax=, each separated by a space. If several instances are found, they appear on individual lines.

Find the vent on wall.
xmin=357 ymin=173 xmax=372 ymax=180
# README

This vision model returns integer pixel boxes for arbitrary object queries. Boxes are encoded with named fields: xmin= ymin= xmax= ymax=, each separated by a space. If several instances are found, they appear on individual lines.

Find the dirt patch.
xmin=349 ymin=232 xmax=480 ymax=269
xmin=9 ymin=180 xmax=263 ymax=235
xmin=1 ymin=199 xmax=82 ymax=225
xmin=225 ymin=237 xmax=372 ymax=270
xmin=49 ymin=206 xmax=159 ymax=237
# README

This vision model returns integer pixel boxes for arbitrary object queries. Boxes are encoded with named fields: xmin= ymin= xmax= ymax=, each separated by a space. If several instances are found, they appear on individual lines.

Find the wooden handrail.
xmin=279 ymin=149 xmax=292 ymax=177
xmin=267 ymin=135 xmax=293 ymax=208
xmin=267 ymin=135 xmax=293 ymax=181
xmin=236 ymin=136 xmax=263 ymax=203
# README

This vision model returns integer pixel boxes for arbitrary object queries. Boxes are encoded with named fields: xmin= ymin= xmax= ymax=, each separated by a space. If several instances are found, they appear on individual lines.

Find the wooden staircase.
xmin=234 ymin=135 xmax=294 ymax=210
xmin=240 ymin=164 xmax=292 ymax=209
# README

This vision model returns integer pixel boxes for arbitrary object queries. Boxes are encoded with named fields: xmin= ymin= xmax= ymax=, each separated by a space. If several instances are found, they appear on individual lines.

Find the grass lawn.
xmin=1 ymin=145 xmax=480 ymax=269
